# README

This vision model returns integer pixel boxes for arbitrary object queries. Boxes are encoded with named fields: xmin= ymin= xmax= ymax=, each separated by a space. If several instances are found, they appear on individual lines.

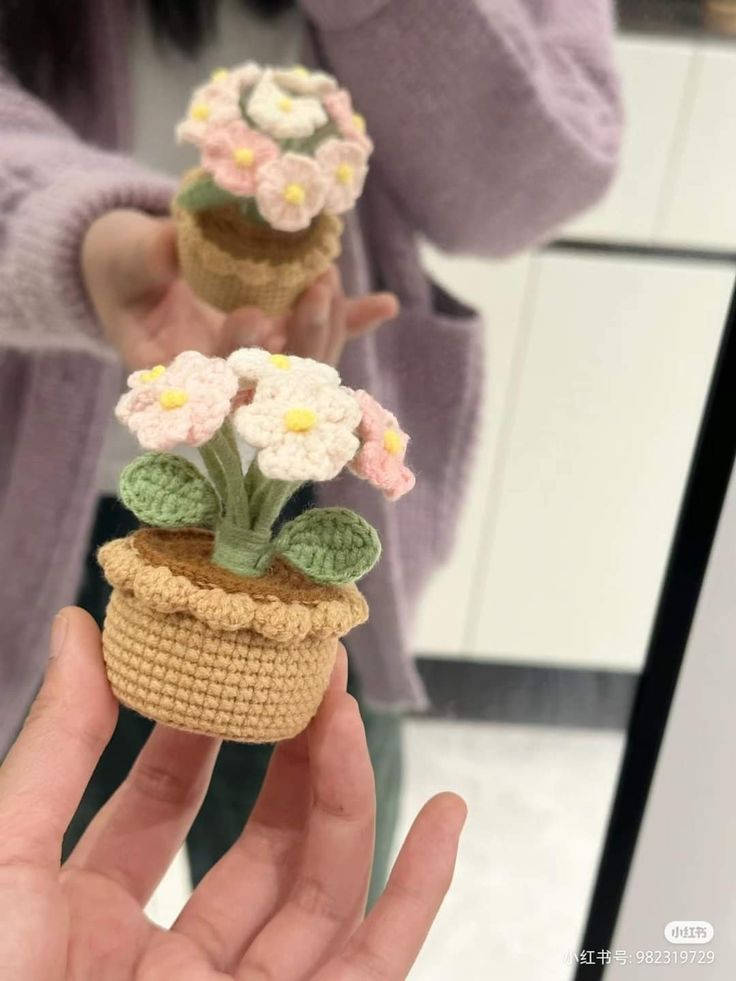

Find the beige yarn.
xmin=99 ymin=532 xmax=368 ymax=742
xmin=174 ymin=197 xmax=342 ymax=316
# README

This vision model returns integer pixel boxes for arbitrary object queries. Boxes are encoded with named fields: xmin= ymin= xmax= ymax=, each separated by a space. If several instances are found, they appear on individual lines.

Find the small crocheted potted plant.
xmin=173 ymin=62 xmax=372 ymax=315
xmin=98 ymin=349 xmax=414 ymax=743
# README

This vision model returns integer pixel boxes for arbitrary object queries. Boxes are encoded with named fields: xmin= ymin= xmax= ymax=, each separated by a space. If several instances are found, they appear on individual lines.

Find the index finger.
xmin=0 ymin=607 xmax=117 ymax=866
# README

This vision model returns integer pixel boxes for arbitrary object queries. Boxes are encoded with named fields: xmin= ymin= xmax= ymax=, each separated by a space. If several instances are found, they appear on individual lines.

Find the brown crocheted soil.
xmin=131 ymin=528 xmax=338 ymax=604
xmin=194 ymin=205 xmax=330 ymax=263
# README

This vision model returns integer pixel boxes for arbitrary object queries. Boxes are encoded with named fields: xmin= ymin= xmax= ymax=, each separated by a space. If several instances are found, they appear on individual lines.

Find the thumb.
xmin=114 ymin=212 xmax=179 ymax=304
xmin=86 ymin=209 xmax=179 ymax=307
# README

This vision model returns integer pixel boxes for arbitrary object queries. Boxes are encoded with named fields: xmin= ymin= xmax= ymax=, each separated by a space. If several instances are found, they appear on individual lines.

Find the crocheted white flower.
xmin=176 ymin=80 xmax=241 ymax=146
xmin=233 ymin=376 xmax=361 ymax=481
xmin=246 ymin=72 xmax=327 ymax=139
xmin=210 ymin=62 xmax=262 ymax=98
xmin=255 ymin=153 xmax=327 ymax=232
xmin=117 ymin=351 xmax=239 ymax=451
xmin=272 ymin=65 xmax=337 ymax=96
xmin=228 ymin=348 xmax=340 ymax=387
xmin=315 ymin=139 xmax=369 ymax=214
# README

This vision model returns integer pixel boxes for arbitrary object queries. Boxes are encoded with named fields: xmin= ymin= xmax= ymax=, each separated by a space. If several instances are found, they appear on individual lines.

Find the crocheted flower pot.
xmin=99 ymin=529 xmax=368 ymax=743
xmin=101 ymin=345 xmax=415 ymax=742
xmin=174 ymin=196 xmax=342 ymax=316
xmin=172 ymin=62 xmax=372 ymax=316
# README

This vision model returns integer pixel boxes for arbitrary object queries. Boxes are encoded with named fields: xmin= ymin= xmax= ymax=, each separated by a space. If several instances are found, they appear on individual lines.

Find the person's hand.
xmin=82 ymin=209 xmax=398 ymax=370
xmin=235 ymin=265 xmax=399 ymax=367
xmin=0 ymin=607 xmax=466 ymax=980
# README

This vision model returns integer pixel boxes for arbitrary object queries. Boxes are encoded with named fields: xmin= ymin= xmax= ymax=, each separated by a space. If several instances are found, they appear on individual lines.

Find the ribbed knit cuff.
xmin=2 ymin=156 xmax=175 ymax=359
xmin=300 ymin=0 xmax=393 ymax=31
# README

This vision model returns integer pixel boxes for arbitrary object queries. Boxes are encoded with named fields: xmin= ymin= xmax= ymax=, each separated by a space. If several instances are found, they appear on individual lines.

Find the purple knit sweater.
xmin=0 ymin=0 xmax=621 ymax=749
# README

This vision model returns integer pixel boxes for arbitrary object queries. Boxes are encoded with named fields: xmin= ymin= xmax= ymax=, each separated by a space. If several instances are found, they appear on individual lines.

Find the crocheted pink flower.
xmin=202 ymin=120 xmax=279 ymax=196
xmin=255 ymin=153 xmax=327 ymax=232
xmin=116 ymin=352 xmax=239 ymax=451
xmin=349 ymin=390 xmax=415 ymax=501
xmin=323 ymin=90 xmax=374 ymax=154
xmin=315 ymin=139 xmax=369 ymax=214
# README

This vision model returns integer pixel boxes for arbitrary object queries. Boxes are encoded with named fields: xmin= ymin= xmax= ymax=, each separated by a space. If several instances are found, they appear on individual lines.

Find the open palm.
xmin=0 ymin=608 xmax=465 ymax=980
xmin=81 ymin=209 xmax=398 ymax=371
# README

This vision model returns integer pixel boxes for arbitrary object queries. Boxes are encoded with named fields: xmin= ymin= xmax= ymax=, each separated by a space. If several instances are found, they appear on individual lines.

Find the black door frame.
xmin=575 ymin=276 xmax=736 ymax=977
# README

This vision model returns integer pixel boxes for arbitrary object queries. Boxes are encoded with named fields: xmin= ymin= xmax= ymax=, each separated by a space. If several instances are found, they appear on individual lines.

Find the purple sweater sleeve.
xmin=302 ymin=0 xmax=622 ymax=256
xmin=0 ymin=67 xmax=174 ymax=358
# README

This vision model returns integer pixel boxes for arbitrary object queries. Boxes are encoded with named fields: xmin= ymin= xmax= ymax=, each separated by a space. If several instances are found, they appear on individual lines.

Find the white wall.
xmin=412 ymin=34 xmax=736 ymax=671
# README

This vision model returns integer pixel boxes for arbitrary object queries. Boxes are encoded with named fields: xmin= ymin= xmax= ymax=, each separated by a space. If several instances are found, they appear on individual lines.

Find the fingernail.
xmin=50 ymin=612 xmax=69 ymax=660
xmin=237 ymin=329 xmax=261 ymax=348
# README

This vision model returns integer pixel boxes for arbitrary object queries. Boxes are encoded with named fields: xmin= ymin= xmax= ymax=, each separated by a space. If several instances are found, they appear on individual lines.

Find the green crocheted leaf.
xmin=120 ymin=454 xmax=220 ymax=529
xmin=273 ymin=507 xmax=381 ymax=585
xmin=175 ymin=175 xmax=240 ymax=212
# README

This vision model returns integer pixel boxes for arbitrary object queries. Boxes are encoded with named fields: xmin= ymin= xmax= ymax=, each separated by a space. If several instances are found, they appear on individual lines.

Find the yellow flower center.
xmin=284 ymin=407 xmax=317 ymax=433
xmin=159 ymin=389 xmax=189 ymax=410
xmin=211 ymin=68 xmax=229 ymax=82
xmin=293 ymin=65 xmax=309 ymax=76
xmin=278 ymin=96 xmax=294 ymax=113
xmin=336 ymin=162 xmax=354 ymax=185
xmin=190 ymin=103 xmax=210 ymax=121
xmin=283 ymin=183 xmax=306 ymax=206
xmin=269 ymin=354 xmax=291 ymax=370
xmin=233 ymin=147 xmax=255 ymax=167
xmin=352 ymin=112 xmax=366 ymax=134
xmin=140 ymin=364 xmax=166 ymax=384
xmin=383 ymin=429 xmax=402 ymax=455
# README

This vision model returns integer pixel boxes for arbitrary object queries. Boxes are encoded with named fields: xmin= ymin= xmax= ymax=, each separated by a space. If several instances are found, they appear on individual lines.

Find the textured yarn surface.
xmin=99 ymin=532 xmax=368 ymax=742
xmin=274 ymin=507 xmax=381 ymax=585
xmin=131 ymin=528 xmax=345 ymax=602
xmin=174 ymin=193 xmax=342 ymax=315
xmin=120 ymin=453 xmax=220 ymax=529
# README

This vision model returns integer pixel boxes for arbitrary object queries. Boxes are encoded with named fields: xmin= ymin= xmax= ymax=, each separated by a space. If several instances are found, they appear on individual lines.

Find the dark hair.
xmin=1 ymin=0 xmax=294 ymax=98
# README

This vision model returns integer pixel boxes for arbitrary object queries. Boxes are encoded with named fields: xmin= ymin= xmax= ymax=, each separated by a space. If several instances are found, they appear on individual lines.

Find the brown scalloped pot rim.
xmin=98 ymin=529 xmax=368 ymax=643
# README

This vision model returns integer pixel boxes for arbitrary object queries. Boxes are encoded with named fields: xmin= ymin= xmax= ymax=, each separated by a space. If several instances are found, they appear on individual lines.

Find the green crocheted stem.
xmin=211 ymin=520 xmax=273 ymax=577
xmin=246 ymin=464 xmax=303 ymax=535
xmin=199 ymin=423 xmax=250 ymax=528
xmin=199 ymin=435 xmax=306 ymax=578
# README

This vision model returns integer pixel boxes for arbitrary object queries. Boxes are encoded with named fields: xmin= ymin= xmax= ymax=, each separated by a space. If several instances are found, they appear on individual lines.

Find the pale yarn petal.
xmin=315 ymin=139 xmax=369 ymax=215
xmin=116 ymin=351 xmax=239 ymax=452
xmin=272 ymin=67 xmax=338 ymax=96
xmin=323 ymin=89 xmax=374 ymax=154
xmin=227 ymin=347 xmax=340 ymax=386
xmin=233 ymin=376 xmax=361 ymax=482
xmin=176 ymin=81 xmax=242 ymax=146
xmin=348 ymin=389 xmax=415 ymax=500
xmin=202 ymin=120 xmax=279 ymax=196
xmin=255 ymin=154 xmax=327 ymax=232
xmin=247 ymin=72 xmax=327 ymax=139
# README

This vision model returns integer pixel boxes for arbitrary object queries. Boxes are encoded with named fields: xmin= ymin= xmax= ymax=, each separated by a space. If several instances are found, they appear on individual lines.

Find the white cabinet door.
xmin=657 ymin=44 xmax=736 ymax=250
xmin=564 ymin=37 xmax=695 ymax=243
xmin=412 ymin=247 xmax=532 ymax=656
xmin=467 ymin=252 xmax=732 ymax=671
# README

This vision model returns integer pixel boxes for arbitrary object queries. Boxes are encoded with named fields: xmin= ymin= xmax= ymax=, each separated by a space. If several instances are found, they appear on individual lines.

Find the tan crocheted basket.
xmin=174 ymin=197 xmax=343 ymax=316
xmin=98 ymin=529 xmax=367 ymax=743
